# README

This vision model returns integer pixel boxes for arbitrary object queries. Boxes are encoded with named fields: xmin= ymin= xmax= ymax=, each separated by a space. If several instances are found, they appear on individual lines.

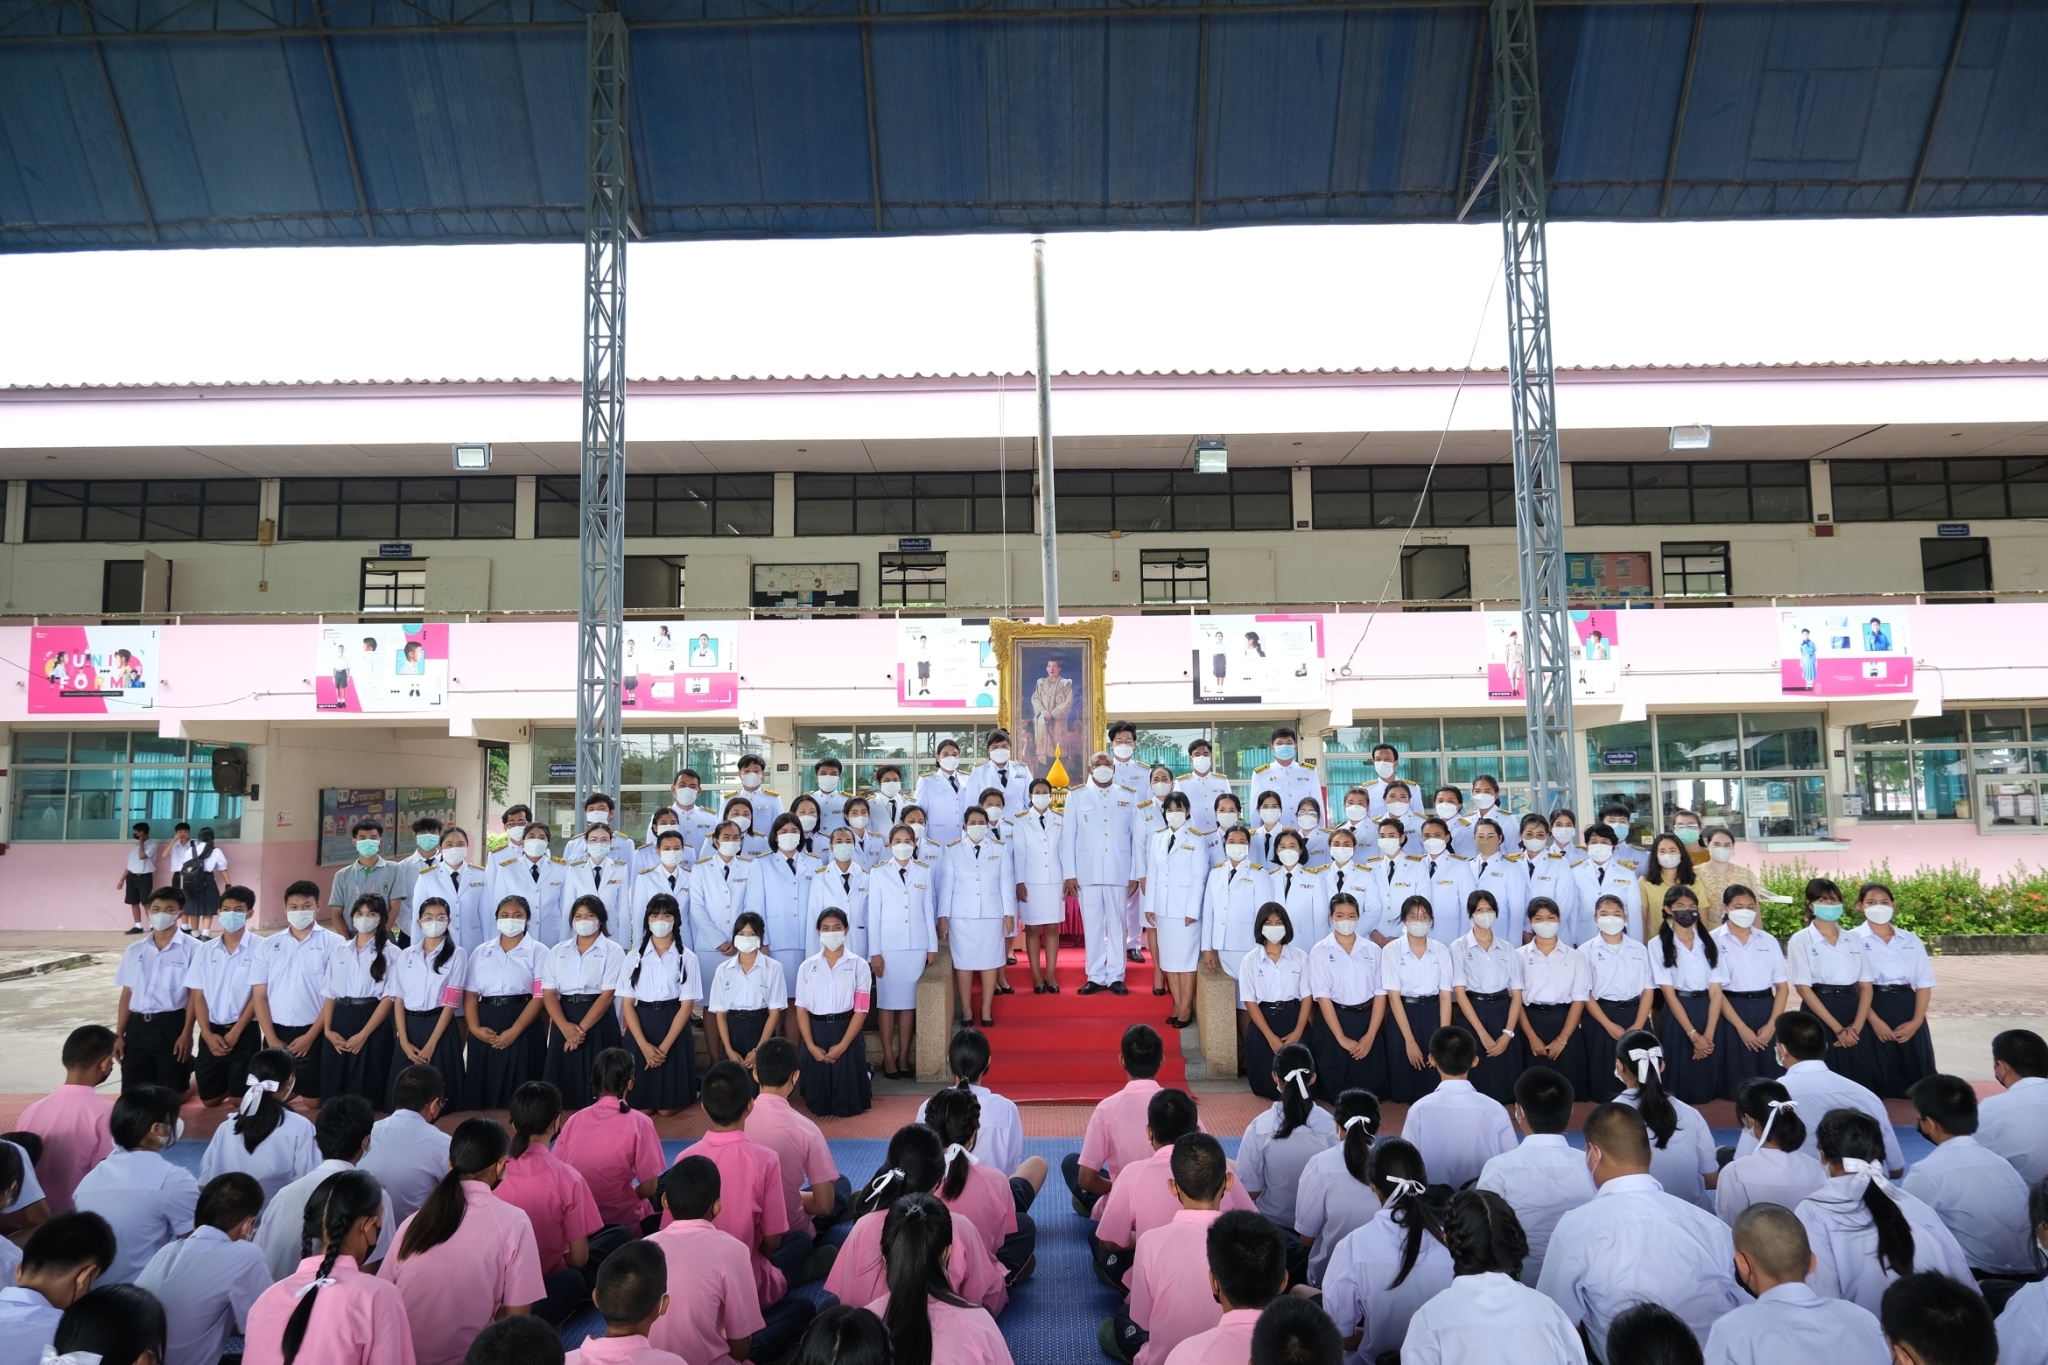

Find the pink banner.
xmin=29 ymin=627 xmax=157 ymax=714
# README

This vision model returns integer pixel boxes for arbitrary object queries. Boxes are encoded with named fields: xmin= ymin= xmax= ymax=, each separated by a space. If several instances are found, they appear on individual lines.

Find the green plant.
xmin=1754 ymin=858 xmax=2048 ymax=940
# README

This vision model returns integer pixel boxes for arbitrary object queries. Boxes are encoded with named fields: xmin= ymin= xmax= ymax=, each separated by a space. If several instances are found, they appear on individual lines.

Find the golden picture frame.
xmin=989 ymin=616 xmax=1114 ymax=790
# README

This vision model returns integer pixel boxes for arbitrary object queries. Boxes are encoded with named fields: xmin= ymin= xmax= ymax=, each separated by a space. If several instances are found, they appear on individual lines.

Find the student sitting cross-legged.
xmin=644 ymin=1155 xmax=817 ymax=1365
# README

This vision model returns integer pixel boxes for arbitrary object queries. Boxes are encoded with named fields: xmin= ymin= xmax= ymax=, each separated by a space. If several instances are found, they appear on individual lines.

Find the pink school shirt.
xmin=243 ymin=1255 xmax=418 ymax=1365
xmin=568 ymin=1336 xmax=690 ymax=1365
xmin=1162 ymin=1307 xmax=1262 ymax=1365
xmin=866 ymin=1295 xmax=1014 ymax=1365
xmin=645 ymin=1220 xmax=765 ymax=1365
xmin=556 ymin=1101 xmax=666 ymax=1227
xmin=940 ymin=1158 xmax=1019 ymax=1256
xmin=825 ymin=1207 xmax=1008 ymax=1317
xmin=16 ymin=1085 xmax=113 ymax=1214
xmin=1095 ymin=1147 xmax=1258 ymax=1250
xmin=1128 ymin=1210 xmax=1225 ymax=1365
xmin=745 ymin=1093 xmax=839 ymax=1235
xmin=675 ymin=1129 xmax=792 ymax=1306
xmin=494 ymin=1146 xmax=604 ymax=1275
xmin=1080 ymin=1080 xmax=1167 ymax=1189
xmin=379 ymin=1182 xmax=547 ymax=1365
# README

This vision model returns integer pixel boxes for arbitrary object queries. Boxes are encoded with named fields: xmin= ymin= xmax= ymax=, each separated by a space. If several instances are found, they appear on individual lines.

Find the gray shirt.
xmin=329 ymin=858 xmax=408 ymax=920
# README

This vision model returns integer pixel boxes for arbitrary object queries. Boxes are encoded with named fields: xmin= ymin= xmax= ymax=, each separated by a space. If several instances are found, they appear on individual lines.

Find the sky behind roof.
xmin=2 ymin=216 xmax=2043 ymax=388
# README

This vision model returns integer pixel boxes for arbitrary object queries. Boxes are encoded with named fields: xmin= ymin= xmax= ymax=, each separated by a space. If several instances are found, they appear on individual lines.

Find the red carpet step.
xmin=970 ymin=952 xmax=1188 ymax=1103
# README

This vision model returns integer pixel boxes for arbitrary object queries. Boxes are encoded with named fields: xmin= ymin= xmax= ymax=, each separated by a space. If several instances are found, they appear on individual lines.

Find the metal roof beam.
xmin=1907 ymin=0 xmax=1971 ymax=214
xmin=1658 ymin=2 xmax=1703 ymax=218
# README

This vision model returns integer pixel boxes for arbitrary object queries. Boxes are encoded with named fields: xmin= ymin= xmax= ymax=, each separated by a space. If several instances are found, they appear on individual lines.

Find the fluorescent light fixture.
xmin=1668 ymin=424 xmax=1713 ymax=451
xmin=1194 ymin=438 xmax=1228 ymax=474
xmin=452 ymin=442 xmax=493 ymax=470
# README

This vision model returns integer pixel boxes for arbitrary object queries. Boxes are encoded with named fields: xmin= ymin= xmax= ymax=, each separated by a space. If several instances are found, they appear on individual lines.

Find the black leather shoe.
xmin=1077 ymin=982 xmax=1107 ymax=996
xmin=1109 ymin=981 xmax=1129 ymax=996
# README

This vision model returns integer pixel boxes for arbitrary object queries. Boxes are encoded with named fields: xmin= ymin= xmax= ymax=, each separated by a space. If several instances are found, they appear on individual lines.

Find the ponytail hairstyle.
xmin=1271 ymin=1042 xmax=1316 ymax=1140
xmin=416 ymin=896 xmax=457 ymax=972
xmin=591 ymin=1047 xmax=635 ymax=1113
xmin=855 ymin=1123 xmax=946 ymax=1217
xmin=1335 ymin=1088 xmax=1381 ymax=1184
xmin=1736 ymin=1078 xmax=1806 ymax=1153
xmin=947 ymin=1026 xmax=991 ymax=1090
xmin=398 ymin=1116 xmax=508 ymax=1260
xmin=1442 ymin=1189 xmax=1529 ymax=1280
xmin=631 ymin=894 xmax=684 ymax=991
xmin=282 ymin=1169 xmax=384 ymax=1365
xmin=349 ymin=894 xmax=392 ymax=983
xmin=923 ymin=1087 xmax=981 ymax=1201
xmin=881 ymin=1193 xmax=973 ymax=1365
xmin=1656 ymin=887 xmax=1717 ymax=970
xmin=507 ymin=1081 xmax=563 ymax=1159
xmin=1618 ymin=1028 xmax=1677 ymax=1150
xmin=1366 ymin=1137 xmax=1444 ymax=1288
xmin=1817 ymin=1108 xmax=1916 ymax=1275
xmin=233 ymin=1047 xmax=295 ymax=1153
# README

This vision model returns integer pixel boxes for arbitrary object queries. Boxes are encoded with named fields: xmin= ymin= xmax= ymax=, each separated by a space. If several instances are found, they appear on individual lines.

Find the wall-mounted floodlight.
xmin=1194 ymin=438 xmax=1229 ymax=474
xmin=452 ymin=443 xmax=493 ymax=470
xmin=1668 ymin=425 xmax=1712 ymax=451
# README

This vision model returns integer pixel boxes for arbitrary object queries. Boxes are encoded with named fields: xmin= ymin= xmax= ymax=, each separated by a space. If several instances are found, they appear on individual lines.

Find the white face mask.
xmin=734 ymin=934 xmax=761 ymax=954
xmin=1862 ymin=904 xmax=1895 ymax=925
xmin=777 ymin=832 xmax=802 ymax=852
xmin=149 ymin=911 xmax=179 ymax=932
xmin=718 ymin=840 xmax=743 ymax=858
xmin=587 ymin=840 xmax=610 ymax=858
xmin=1726 ymin=908 xmax=1759 ymax=929
xmin=1031 ymin=793 xmax=1053 ymax=811
xmin=443 ymin=846 xmax=469 ymax=869
xmin=1596 ymin=914 xmax=1627 ymax=936
xmin=798 ymin=814 xmax=818 ymax=831
xmin=1405 ymin=919 xmax=1431 ymax=938
xmin=1587 ymin=843 xmax=1614 ymax=864
xmin=1225 ymin=843 xmax=1249 ymax=863
xmin=1344 ymin=804 xmax=1368 ymax=825
xmin=1331 ymin=845 xmax=1354 ymax=865
xmin=1166 ymin=811 xmax=1187 ymax=829
xmin=1531 ymin=921 xmax=1561 ymax=940
xmin=879 ymin=781 xmax=901 ymax=798
xmin=1658 ymin=851 xmax=1684 ymax=869
xmin=218 ymin=910 xmax=248 ymax=933
xmin=892 ymin=843 xmax=916 ymax=862
xmin=741 ymin=771 xmax=763 ymax=789
xmin=1332 ymin=918 xmax=1358 ymax=938
xmin=817 ymin=775 xmax=840 ymax=793
xmin=1191 ymin=755 xmax=1212 ymax=774
xmin=1154 ymin=782 xmax=1173 ymax=799
xmin=989 ymin=748 xmax=1010 ymax=765
xmin=419 ymin=917 xmax=448 ymax=938
xmin=1435 ymin=802 xmax=1460 ymax=821
xmin=1258 ymin=808 xmax=1281 ymax=827
xmin=965 ymin=824 xmax=988 ymax=843
xmin=1552 ymin=827 xmax=1575 ymax=845
xmin=497 ymin=917 xmax=527 ymax=938
xmin=908 ymin=824 xmax=926 ymax=839
xmin=832 ymin=843 xmax=855 ymax=863
xmin=1216 ymin=811 xmax=1239 ymax=829
xmin=649 ymin=917 xmax=675 ymax=939
xmin=1113 ymin=743 xmax=1135 ymax=761
xmin=1471 ymin=911 xmax=1497 ymax=932
xmin=1378 ymin=836 xmax=1402 ymax=856
xmin=1423 ymin=837 xmax=1448 ymax=857
xmin=523 ymin=838 xmax=548 ymax=859
xmin=1709 ymin=845 xmax=1735 ymax=863
xmin=675 ymin=788 xmax=699 ymax=806
xmin=1297 ymin=814 xmax=1319 ymax=832
xmin=849 ymin=815 xmax=869 ymax=830
xmin=1092 ymin=765 xmax=1115 ymax=785
xmin=659 ymin=848 xmax=685 ymax=868
xmin=286 ymin=909 xmax=318 ymax=932
xmin=1385 ymin=801 xmax=1410 ymax=819
xmin=1277 ymin=848 xmax=1301 ymax=867
xmin=1261 ymin=924 xmax=1287 ymax=943
xmin=574 ymin=918 xmax=602 ymax=938
xmin=1375 ymin=760 xmax=1397 ymax=779
xmin=938 ymin=754 xmax=960 ymax=772
xmin=819 ymin=930 xmax=847 ymax=951
xmin=1474 ymin=793 xmax=1496 ymax=809
xmin=982 ymin=806 xmax=1004 ymax=824
xmin=353 ymin=915 xmax=382 ymax=936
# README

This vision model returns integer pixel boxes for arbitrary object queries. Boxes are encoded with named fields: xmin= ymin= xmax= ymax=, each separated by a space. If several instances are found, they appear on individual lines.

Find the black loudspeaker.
xmin=211 ymin=747 xmax=249 ymax=796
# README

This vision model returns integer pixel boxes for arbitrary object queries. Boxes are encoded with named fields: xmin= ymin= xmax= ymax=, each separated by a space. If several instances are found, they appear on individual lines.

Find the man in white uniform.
xmin=1978 ymin=1028 xmax=2048 ymax=1185
xmin=969 ymin=729 xmax=1035 ymax=819
xmin=1732 ymin=1013 xmax=1905 ymax=1176
xmin=1060 ymin=751 xmax=1144 ymax=996
xmin=1703 ymin=1204 xmax=1889 ymax=1365
xmin=1174 ymin=738 xmax=1234 ymax=833
xmin=1248 ymin=726 xmax=1322 ymax=819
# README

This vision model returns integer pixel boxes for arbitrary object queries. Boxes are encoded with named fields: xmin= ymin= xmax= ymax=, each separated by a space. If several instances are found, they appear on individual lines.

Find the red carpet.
xmin=977 ymin=951 xmax=1189 ymax=1103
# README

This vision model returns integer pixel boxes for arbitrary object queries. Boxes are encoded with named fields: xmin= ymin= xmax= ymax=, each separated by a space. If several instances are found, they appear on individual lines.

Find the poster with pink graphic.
xmin=315 ymin=624 xmax=448 ymax=712
xmin=1484 ymin=612 xmax=1526 ymax=699
xmin=29 ymin=627 xmax=158 ymax=714
xmin=1571 ymin=609 xmax=1621 ymax=698
xmin=620 ymin=621 xmax=739 ymax=712
xmin=1779 ymin=608 xmax=1913 ymax=695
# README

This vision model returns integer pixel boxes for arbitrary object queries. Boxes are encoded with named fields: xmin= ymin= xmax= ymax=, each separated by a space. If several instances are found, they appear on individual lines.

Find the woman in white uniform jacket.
xmin=408 ymin=828 xmax=492 ymax=951
xmin=1202 ymin=829 xmax=1267 ymax=979
xmin=753 ymin=815 xmax=823 ymax=1002
xmin=563 ymin=825 xmax=635 ymax=953
xmin=633 ymin=833 xmax=695 ymax=951
xmin=1263 ymin=831 xmax=1329 ymax=949
xmin=1143 ymin=793 xmax=1208 ymax=1029
xmin=688 ymin=822 xmax=754 ymax=958
xmin=807 ymin=832 xmax=872 ymax=956
xmin=840 ymin=798 xmax=889 ymax=869
xmin=940 ymin=808 xmax=1013 ymax=1029
xmin=867 ymin=827 xmax=938 ymax=1080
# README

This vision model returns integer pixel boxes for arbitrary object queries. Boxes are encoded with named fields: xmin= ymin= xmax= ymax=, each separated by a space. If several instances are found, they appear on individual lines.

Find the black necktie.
xmin=786 ymin=856 xmax=797 ymax=876
xmin=530 ymin=863 xmax=539 ymax=885
xmin=948 ymin=774 xmax=959 ymax=792
xmin=723 ymin=864 xmax=730 ymax=882
xmin=1284 ymin=872 xmax=1293 ymax=896
xmin=1598 ymin=867 xmax=1607 ymax=885
xmin=667 ymin=874 xmax=676 ymax=891
xmin=1477 ymin=859 xmax=1488 ymax=879
xmin=1336 ymin=872 xmax=1346 ymax=894
xmin=592 ymin=865 xmax=602 ymax=887
xmin=974 ymin=844 xmax=981 ymax=860
xmin=1387 ymin=861 xmax=1397 ymax=884
xmin=1428 ymin=859 xmax=1437 ymax=879
xmin=899 ymin=868 xmax=908 ymax=884
xmin=998 ymin=770 xmax=1008 ymax=788
xmin=842 ymin=872 xmax=851 ymax=895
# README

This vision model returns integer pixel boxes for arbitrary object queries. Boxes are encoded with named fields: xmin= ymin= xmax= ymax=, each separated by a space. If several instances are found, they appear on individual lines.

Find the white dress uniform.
xmin=1264 ymin=859 xmax=1331 ymax=948
xmin=1316 ymin=856 xmax=1373 ymax=930
xmin=1203 ymin=857 xmax=1268 ymax=978
xmin=631 ymin=860 xmax=695 ymax=951
xmin=807 ymin=858 xmax=872 ymax=956
xmin=563 ymin=829 xmax=636 ymax=866
xmin=1518 ymin=849 xmax=1581 ymax=937
xmin=1466 ymin=850 xmax=1528 ymax=941
xmin=1368 ymin=854 xmax=1435 ymax=939
xmin=835 ymin=825 xmax=889 ymax=871
xmin=866 ymin=787 xmax=912 ymax=833
xmin=913 ymin=768 xmax=975 ymax=846
xmin=1248 ymin=817 xmax=1293 ymax=868
xmin=1010 ymin=805 xmax=1068 ymax=928
xmin=1363 ymin=775 xmax=1407 ymax=820
xmin=490 ymin=851 xmax=570 ymax=946
xmin=940 ymin=833 xmax=1013 ymax=971
xmin=1249 ymin=760 xmax=1323 ymax=817
xmin=968 ymin=758 xmax=1035 ymax=817
xmin=1142 ymin=825 xmax=1209 ymax=973
xmin=687 ymin=852 xmax=755 ymax=957
xmin=752 ymin=849 xmax=823 ymax=994
xmin=409 ymin=856 xmax=492 ymax=952
xmin=1415 ymin=851 xmax=1476 ymax=944
xmin=1060 ymin=779 xmax=1146 ymax=988
xmin=865 ymin=856 xmax=936 ymax=1011
xmin=1567 ymin=855 xmax=1636 ymax=943
xmin=1129 ymin=795 xmax=1166 ymax=946
xmin=1444 ymin=811 xmax=1484 ymax=859
xmin=1174 ymin=770 xmax=1234 ymax=833
xmin=563 ymin=850 xmax=635 ymax=953
xmin=735 ymin=784 xmax=783 ymax=832
xmin=1291 ymin=820 xmax=1331 ymax=865
xmin=809 ymin=785 xmax=851 ymax=834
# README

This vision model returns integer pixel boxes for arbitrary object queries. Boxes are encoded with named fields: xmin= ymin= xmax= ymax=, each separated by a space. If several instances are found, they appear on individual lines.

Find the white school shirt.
xmin=1537 ymin=1173 xmax=1744 ymax=1362
xmin=136 ymin=1225 xmax=275 ymax=1365
xmin=1615 ymin=1088 xmax=1719 ymax=1209
xmin=74 ymin=1148 xmax=201 ymax=1284
xmin=1701 ymin=1282 xmax=1889 ymax=1365
xmin=253 ymin=926 xmax=345 ymax=1028
xmin=1899 ymin=1135 xmax=2036 ymax=1273
xmin=1237 ymin=945 xmax=1311 ymax=1005
xmin=1785 ymin=923 xmax=1873 ymax=987
xmin=115 ymin=930 xmax=198 ymax=1014
xmin=917 ymin=1084 xmax=1024 ymax=1180
xmin=1711 ymin=925 xmax=1789 ymax=992
xmin=1475 ymin=1135 xmax=1597 ymax=1286
xmin=1714 ymin=1147 xmax=1826 ymax=1230
xmin=1295 ymin=1143 xmax=1383 ymax=1285
xmin=1382 ymin=936 xmax=1455 ymax=996
xmin=619 ymin=941 xmax=703 ymax=1004
xmin=1978 ymin=1075 xmax=2048 ymax=1185
xmin=1450 ymin=933 xmax=1522 ymax=996
xmin=1307 ymin=933 xmax=1384 ymax=1007
xmin=1998 ymin=1279 xmax=2048 ymax=1365
xmin=466 ymin=936 xmax=547 ymax=998
xmin=361 ymin=1107 xmax=454 ymax=1224
xmin=125 ymin=838 xmax=161 ymax=874
xmin=1849 ymin=923 xmax=1936 ymax=988
xmin=708 ymin=954 xmax=788 ymax=1012
xmin=1400 ymin=1272 xmax=1588 ymax=1365
xmin=543 ymin=935 xmax=628 ymax=996
xmin=323 ymin=936 xmax=398 ymax=999
xmin=1576 ymin=935 xmax=1652 ymax=1002
xmin=199 ymin=1108 xmax=320 ymax=1202
xmin=795 ymin=951 xmax=873 ymax=1014
xmin=1733 ymin=1061 xmax=1907 ymax=1175
xmin=255 ymin=1158 xmax=396 ymax=1280
xmin=390 ymin=938 xmax=471 ymax=1012
xmin=1401 ymin=1080 xmax=1517 ymax=1191
xmin=1237 ymin=1102 xmax=1338 ymax=1231
xmin=0 ymin=1286 xmax=60 ymax=1365
xmin=1795 ymin=1174 xmax=1971 ymax=1316
xmin=184 ymin=931 xmax=263 ymax=1025
xmin=1649 ymin=932 xmax=1716 ymax=993
xmin=1517 ymin=941 xmax=1589 ymax=1006
xmin=1321 ymin=1208 xmax=1457 ymax=1365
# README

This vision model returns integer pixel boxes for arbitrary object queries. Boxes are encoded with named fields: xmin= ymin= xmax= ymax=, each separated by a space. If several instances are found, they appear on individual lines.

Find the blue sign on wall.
xmin=1601 ymin=750 xmax=1639 ymax=767
xmin=1936 ymin=523 xmax=1971 ymax=538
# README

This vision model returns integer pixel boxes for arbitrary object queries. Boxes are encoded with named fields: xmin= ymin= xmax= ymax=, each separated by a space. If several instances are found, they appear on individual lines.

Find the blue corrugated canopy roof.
xmin=0 ymin=0 xmax=2042 ymax=249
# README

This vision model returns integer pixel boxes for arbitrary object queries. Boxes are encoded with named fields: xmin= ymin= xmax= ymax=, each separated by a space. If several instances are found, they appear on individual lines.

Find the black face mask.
xmin=1670 ymin=909 xmax=1700 ymax=928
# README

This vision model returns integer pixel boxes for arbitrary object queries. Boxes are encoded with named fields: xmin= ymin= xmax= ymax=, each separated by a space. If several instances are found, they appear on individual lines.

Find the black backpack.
xmin=179 ymin=845 xmax=211 ymax=894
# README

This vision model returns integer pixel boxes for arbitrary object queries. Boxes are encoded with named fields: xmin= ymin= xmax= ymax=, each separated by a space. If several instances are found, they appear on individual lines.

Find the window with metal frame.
xmin=1832 ymin=458 xmax=2048 ymax=523
xmin=360 ymin=561 xmax=425 ymax=613
xmin=879 ymin=552 xmax=947 ymax=608
xmin=1323 ymin=719 xmax=1532 ymax=818
xmin=1400 ymin=544 xmax=1471 ymax=606
xmin=1846 ymin=709 xmax=2048 ymax=828
xmin=535 ymin=474 xmax=774 ymax=538
xmin=1571 ymin=462 xmax=1811 ymax=526
xmin=27 ymin=480 xmax=261 ymax=542
xmin=793 ymin=472 xmax=1032 ymax=535
xmin=11 ymin=730 xmax=243 ymax=841
xmin=1055 ymin=469 xmax=1291 ymax=533
xmin=280 ymin=478 xmax=515 ymax=541
xmin=624 ymin=556 xmax=686 ymax=610
xmin=1141 ymin=549 xmax=1209 ymax=604
xmin=529 ymin=727 xmax=744 ymax=836
xmin=1662 ymin=540 xmax=1731 ymax=598
xmin=1922 ymin=537 xmax=1993 ymax=595
xmin=1311 ymin=465 xmax=1517 ymax=529
xmin=1586 ymin=712 xmax=1827 ymax=840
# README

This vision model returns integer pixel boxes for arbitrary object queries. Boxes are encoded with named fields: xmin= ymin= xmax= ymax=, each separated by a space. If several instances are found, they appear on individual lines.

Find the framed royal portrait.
xmin=990 ymin=617 xmax=1113 ymax=788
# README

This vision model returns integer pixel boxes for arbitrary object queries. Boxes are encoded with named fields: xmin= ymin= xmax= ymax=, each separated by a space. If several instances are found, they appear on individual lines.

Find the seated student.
xmin=1714 ymin=1079 xmax=1825 ymax=1230
xmin=1160 ymin=1211 xmax=1285 ymax=1365
xmin=748 ymin=1038 xmax=853 ymax=1247
xmin=1475 ymin=1067 xmax=1596 ymax=1287
xmin=16 ymin=1025 xmax=116 ymax=1215
xmin=1607 ymin=1027 xmax=1719 ymax=1210
xmin=1321 ymin=1139 xmax=1455 ymax=1362
xmin=556 ymin=1050 xmax=666 ymax=1234
xmin=1796 ymin=1109 xmax=1970 ymax=1316
xmin=823 ymin=1125 xmax=1007 ymax=1317
xmin=254 ymin=1095 xmax=397 ymax=1280
xmin=1577 ymin=894 xmax=1654 ymax=1104
xmin=1250 ymin=1296 xmax=1342 ymax=1365
xmin=1704 ymin=1203 xmax=1890 ymax=1365
xmin=72 ymin=1085 xmax=199 ymax=1285
xmin=1602 ymin=1304 xmax=1704 ymax=1365
xmin=242 ymin=1169 xmax=410 ymax=1365
xmin=927 ymin=1088 xmax=1035 ymax=1284
xmin=47 ymin=1283 xmax=162 ymax=1365
xmin=1063 ymin=1025 xmax=1171 ymax=1217
xmin=199 ymin=1046 xmax=319 ymax=1201
xmin=465 ymin=1315 xmax=567 ymax=1365
xmin=362 ymin=1065 xmax=455 ymax=1224
xmin=1536 ymin=1103 xmax=1743 ymax=1361
xmin=1736 ymin=1013 xmax=1905 ymax=1178
xmin=1996 ymin=1179 xmax=2048 ymax=1365
xmin=1978 ymin=1028 xmax=2048 ymax=1186
xmin=678 ymin=1062 xmax=803 ymax=1298
xmin=1093 ymin=1089 xmax=1258 ymax=1287
xmin=1880 ymin=1272 xmax=1998 ymax=1365
xmin=380 ymin=1116 xmax=550 ymax=1365
xmin=1235 ymin=1044 xmax=1336 ymax=1268
xmin=869 ymin=1194 xmax=1014 ymax=1365
xmin=0 ymin=1212 xmax=116 ymax=1364
xmin=1106 ymin=1134 xmax=1233 ymax=1365
xmin=1398 ymin=1027 xmax=1516 ymax=1192
xmin=917 ymin=1027 xmax=1034 ymax=1209
xmin=493 ymin=1083 xmax=606 ymax=1325
xmin=136 ymin=1172 xmax=272 ymax=1365
xmin=647 ymin=1157 xmax=814 ymax=1365
xmin=1293 ymin=1090 xmax=1382 ymax=1287
xmin=1396 ymin=1190 xmax=1586 ymax=1365
xmin=567 ymin=1240 xmax=688 ymax=1365
xmin=788 ymin=1304 xmax=891 ymax=1365
xmin=1900 ymin=1073 xmax=2036 ymax=1277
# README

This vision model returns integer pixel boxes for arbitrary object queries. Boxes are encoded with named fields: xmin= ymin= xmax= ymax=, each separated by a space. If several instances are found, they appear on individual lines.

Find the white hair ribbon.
xmin=1757 ymin=1098 xmax=1795 ymax=1148
xmin=1386 ymin=1177 xmax=1427 ymax=1201
xmin=1626 ymin=1046 xmax=1664 ymax=1086
xmin=294 ymin=1276 xmax=338 ymax=1298
xmin=943 ymin=1144 xmax=973 ymax=1167
xmin=1284 ymin=1068 xmax=1312 ymax=1099
xmin=39 ymin=1349 xmax=102 ymax=1365
xmin=1840 ymin=1157 xmax=1890 ymax=1187
xmin=239 ymin=1075 xmax=280 ymax=1118
xmin=869 ymin=1167 xmax=905 ymax=1199
xmin=1342 ymin=1116 xmax=1373 ymax=1133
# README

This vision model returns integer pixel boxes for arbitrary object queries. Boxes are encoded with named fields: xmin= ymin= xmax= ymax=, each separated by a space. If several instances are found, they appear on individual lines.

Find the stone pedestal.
xmin=1196 ymin=961 xmax=1239 ymax=1077
xmin=916 ymin=946 xmax=956 ymax=1080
